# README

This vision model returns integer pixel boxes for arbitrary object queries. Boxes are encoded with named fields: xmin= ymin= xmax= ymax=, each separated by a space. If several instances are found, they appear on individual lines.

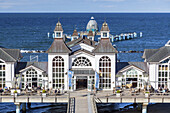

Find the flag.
xmin=68 ymin=70 xmax=73 ymax=87
xmin=95 ymin=72 xmax=99 ymax=89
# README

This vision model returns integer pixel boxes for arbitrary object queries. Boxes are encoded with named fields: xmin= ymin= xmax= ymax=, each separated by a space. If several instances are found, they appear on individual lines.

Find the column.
xmin=22 ymin=103 xmax=26 ymax=113
xmin=27 ymin=103 xmax=31 ymax=109
xmin=15 ymin=103 xmax=20 ymax=113
xmin=142 ymin=103 xmax=148 ymax=113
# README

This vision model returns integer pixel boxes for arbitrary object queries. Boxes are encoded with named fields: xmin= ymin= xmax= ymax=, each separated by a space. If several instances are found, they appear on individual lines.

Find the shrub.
xmin=14 ymin=90 xmax=17 ymax=93
xmin=42 ymin=90 xmax=46 ymax=93
xmin=117 ymin=90 xmax=121 ymax=93
xmin=145 ymin=91 xmax=149 ymax=94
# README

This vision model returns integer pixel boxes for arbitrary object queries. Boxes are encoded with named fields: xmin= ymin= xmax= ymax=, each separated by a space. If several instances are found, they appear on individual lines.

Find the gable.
xmin=69 ymin=52 xmax=95 ymax=69
xmin=119 ymin=65 xmax=145 ymax=74
xmin=160 ymin=56 xmax=170 ymax=63
xmin=19 ymin=65 xmax=44 ymax=73
xmin=70 ymin=43 xmax=95 ymax=52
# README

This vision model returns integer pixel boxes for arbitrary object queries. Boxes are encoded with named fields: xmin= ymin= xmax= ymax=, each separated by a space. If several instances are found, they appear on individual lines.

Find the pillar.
xmin=142 ymin=103 xmax=148 ymax=113
xmin=27 ymin=103 xmax=31 ymax=109
xmin=15 ymin=103 xmax=20 ymax=113
xmin=137 ymin=103 xmax=142 ymax=111
xmin=22 ymin=103 xmax=26 ymax=113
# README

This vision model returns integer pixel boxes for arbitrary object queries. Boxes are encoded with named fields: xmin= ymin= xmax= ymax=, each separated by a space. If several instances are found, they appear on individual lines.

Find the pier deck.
xmin=1 ymin=90 xmax=170 ymax=113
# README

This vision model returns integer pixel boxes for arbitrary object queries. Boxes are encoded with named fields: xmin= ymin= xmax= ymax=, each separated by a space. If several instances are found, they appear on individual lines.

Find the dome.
xmin=86 ymin=17 xmax=98 ymax=32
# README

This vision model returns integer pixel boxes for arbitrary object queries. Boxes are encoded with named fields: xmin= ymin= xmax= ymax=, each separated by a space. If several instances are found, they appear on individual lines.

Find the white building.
xmin=143 ymin=40 xmax=170 ymax=89
xmin=46 ymin=20 xmax=117 ymax=91
xmin=0 ymin=48 xmax=21 ymax=88
xmin=1 ymin=17 xmax=170 ymax=91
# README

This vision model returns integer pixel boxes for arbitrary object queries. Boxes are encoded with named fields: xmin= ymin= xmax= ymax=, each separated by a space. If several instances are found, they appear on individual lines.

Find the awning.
xmin=71 ymin=69 xmax=95 ymax=76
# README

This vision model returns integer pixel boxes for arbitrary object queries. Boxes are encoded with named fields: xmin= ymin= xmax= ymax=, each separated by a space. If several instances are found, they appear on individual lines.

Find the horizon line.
xmin=0 ymin=11 xmax=170 ymax=13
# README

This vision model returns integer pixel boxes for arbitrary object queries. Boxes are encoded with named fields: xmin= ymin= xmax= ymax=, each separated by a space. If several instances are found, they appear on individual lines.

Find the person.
xmin=0 ymin=88 xmax=3 ymax=93
xmin=25 ymin=83 xmax=28 ymax=93
xmin=58 ymin=88 xmax=60 ymax=94
xmin=113 ymin=87 xmax=116 ymax=94
xmin=25 ymin=83 xmax=28 ymax=89
xmin=37 ymin=85 xmax=41 ymax=90
xmin=62 ymin=84 xmax=64 ymax=94
xmin=32 ymin=85 xmax=35 ymax=91
xmin=4 ymin=86 xmax=8 ymax=90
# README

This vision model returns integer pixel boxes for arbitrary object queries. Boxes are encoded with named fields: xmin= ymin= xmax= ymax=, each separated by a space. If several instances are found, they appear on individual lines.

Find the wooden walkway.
xmin=68 ymin=90 xmax=96 ymax=113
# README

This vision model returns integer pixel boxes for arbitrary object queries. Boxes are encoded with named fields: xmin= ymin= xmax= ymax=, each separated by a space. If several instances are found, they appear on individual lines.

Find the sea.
xmin=0 ymin=13 xmax=170 ymax=112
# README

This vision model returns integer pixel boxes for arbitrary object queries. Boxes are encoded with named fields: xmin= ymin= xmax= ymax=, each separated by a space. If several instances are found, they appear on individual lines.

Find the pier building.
xmin=0 ymin=17 xmax=169 ymax=93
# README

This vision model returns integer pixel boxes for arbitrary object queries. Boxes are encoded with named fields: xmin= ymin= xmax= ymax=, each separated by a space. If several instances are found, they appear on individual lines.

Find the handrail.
xmin=67 ymin=92 xmax=70 ymax=113
xmin=96 ymin=92 xmax=170 ymax=98
xmin=0 ymin=92 xmax=67 ymax=97
xmin=92 ymin=95 xmax=98 ymax=113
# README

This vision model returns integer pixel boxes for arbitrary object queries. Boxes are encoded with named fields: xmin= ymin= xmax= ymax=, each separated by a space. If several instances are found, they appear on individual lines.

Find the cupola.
xmin=54 ymin=21 xmax=63 ymax=38
xmin=100 ymin=21 xmax=110 ymax=38
xmin=71 ymin=29 xmax=79 ymax=41
xmin=87 ymin=30 xmax=94 ymax=40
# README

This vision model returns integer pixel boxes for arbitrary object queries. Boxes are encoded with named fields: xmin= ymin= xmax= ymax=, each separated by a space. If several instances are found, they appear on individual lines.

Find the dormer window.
xmin=56 ymin=32 xmax=61 ymax=37
xmin=103 ymin=32 xmax=107 ymax=37
xmin=88 ymin=37 xmax=93 ymax=40
xmin=74 ymin=37 xmax=77 ymax=40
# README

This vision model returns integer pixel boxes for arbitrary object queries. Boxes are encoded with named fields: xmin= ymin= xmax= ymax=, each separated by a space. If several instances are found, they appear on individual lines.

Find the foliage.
xmin=42 ymin=90 xmax=46 ymax=93
xmin=145 ymin=91 xmax=149 ymax=94
xmin=117 ymin=90 xmax=121 ymax=93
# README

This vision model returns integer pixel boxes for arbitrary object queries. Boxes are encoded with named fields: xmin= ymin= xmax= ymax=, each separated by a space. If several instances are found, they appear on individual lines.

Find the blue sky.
xmin=0 ymin=0 xmax=170 ymax=12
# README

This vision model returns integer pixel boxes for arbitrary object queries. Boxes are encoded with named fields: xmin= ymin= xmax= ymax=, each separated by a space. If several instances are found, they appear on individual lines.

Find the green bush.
xmin=42 ymin=90 xmax=46 ymax=93
xmin=117 ymin=90 xmax=121 ymax=93
xmin=14 ymin=90 xmax=17 ymax=93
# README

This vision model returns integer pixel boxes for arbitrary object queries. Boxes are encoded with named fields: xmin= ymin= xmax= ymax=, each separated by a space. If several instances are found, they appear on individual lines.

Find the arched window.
xmin=99 ymin=56 xmax=111 ymax=89
xmin=52 ymin=56 xmax=64 ymax=89
xmin=0 ymin=60 xmax=5 ymax=88
xmin=26 ymin=69 xmax=38 ymax=88
xmin=72 ymin=57 xmax=92 ymax=66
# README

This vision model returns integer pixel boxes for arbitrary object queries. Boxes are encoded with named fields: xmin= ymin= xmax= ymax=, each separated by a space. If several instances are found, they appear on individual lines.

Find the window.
xmin=56 ymin=32 xmax=61 ymax=37
xmin=74 ymin=37 xmax=77 ymax=40
xmin=103 ymin=33 xmax=107 ymax=37
xmin=0 ymin=61 xmax=5 ymax=88
xmin=25 ymin=69 xmax=38 ymax=88
xmin=158 ymin=64 xmax=169 ymax=88
xmin=52 ymin=56 xmax=64 ymax=89
xmin=88 ymin=37 xmax=93 ymax=40
xmin=72 ymin=57 xmax=92 ymax=67
xmin=99 ymin=56 xmax=111 ymax=89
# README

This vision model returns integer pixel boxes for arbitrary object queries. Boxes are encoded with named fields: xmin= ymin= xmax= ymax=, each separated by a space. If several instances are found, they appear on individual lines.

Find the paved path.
xmin=70 ymin=90 xmax=94 ymax=113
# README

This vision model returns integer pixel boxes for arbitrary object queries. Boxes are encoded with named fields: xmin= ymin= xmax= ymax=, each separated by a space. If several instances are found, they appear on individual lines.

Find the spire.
xmin=88 ymin=30 xmax=94 ymax=36
xmin=87 ymin=30 xmax=94 ymax=40
xmin=100 ymin=21 xmax=110 ymax=38
xmin=72 ymin=29 xmax=78 ymax=36
xmin=101 ymin=21 xmax=110 ymax=32
xmin=54 ymin=21 xmax=63 ymax=32
xmin=54 ymin=21 xmax=63 ymax=38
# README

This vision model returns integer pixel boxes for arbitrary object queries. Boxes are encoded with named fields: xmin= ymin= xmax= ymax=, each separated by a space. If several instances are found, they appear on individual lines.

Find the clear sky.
xmin=0 ymin=0 xmax=170 ymax=13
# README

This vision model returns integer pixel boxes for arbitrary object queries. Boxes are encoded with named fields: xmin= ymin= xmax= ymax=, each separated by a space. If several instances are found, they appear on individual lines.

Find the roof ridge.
xmin=0 ymin=48 xmax=16 ymax=62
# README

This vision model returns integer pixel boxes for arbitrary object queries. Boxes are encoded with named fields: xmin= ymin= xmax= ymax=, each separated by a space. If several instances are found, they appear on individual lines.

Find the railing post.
xmin=22 ymin=103 xmax=26 ymax=113
xmin=15 ymin=103 xmax=20 ymax=113
xmin=142 ymin=103 xmax=148 ymax=113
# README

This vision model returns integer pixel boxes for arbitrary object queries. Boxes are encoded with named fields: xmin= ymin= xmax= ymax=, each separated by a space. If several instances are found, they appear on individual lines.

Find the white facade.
xmin=117 ymin=66 xmax=148 ymax=89
xmin=19 ymin=65 xmax=48 ymax=89
xmin=0 ymin=59 xmax=15 ymax=88
xmin=48 ymin=53 xmax=69 ymax=90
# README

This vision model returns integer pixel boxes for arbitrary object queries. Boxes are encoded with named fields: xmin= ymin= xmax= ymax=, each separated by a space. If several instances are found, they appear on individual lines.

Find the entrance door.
xmin=126 ymin=78 xmax=138 ymax=88
xmin=76 ymin=79 xmax=87 ymax=90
